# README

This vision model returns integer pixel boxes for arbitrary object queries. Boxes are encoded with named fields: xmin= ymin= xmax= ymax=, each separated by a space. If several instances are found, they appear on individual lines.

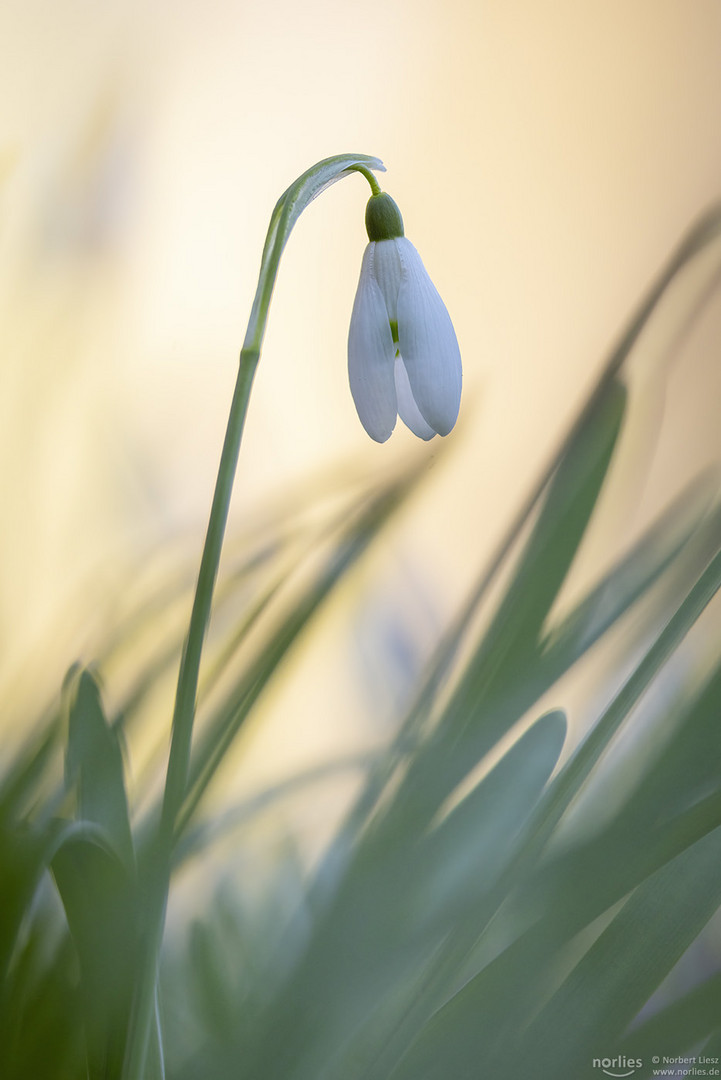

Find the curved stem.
xmin=349 ymin=163 xmax=383 ymax=196
xmin=120 ymin=153 xmax=384 ymax=1080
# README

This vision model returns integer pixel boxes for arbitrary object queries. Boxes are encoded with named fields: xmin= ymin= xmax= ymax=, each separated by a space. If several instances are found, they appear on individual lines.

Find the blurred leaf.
xmin=620 ymin=973 xmax=721 ymax=1071
xmin=379 ymin=379 xmax=627 ymax=836
xmin=619 ymin=656 xmax=721 ymax=826
xmin=699 ymin=1028 xmax=721 ymax=1069
xmin=398 ymin=785 xmax=721 ymax=1080
xmin=438 ymin=544 xmax=721 ymax=1033
xmin=0 ymin=715 xmax=70 ymax=1061
xmin=0 ymin=724 xmax=63 ymax=984
xmin=175 ymin=460 xmax=427 ymax=836
xmin=238 ymin=713 xmax=566 ymax=1080
xmin=0 ymin=911 xmax=83 ymax=1080
xmin=339 ymin=712 xmax=567 ymax=1080
xmin=384 ymin=539 xmax=721 ymax=1080
xmin=393 ymin=824 xmax=721 ymax=1080
xmin=499 ymin=823 xmax=721 ymax=1080
xmin=174 ymin=750 xmax=375 ymax=867
xmin=417 ymin=711 xmax=566 ymax=917
xmin=49 ymin=669 xmax=140 ymax=1077
xmin=187 ymin=918 xmax=238 ymax=1042
xmin=0 ymin=717 xmax=60 ymax=822
xmin=0 ymin=821 xmax=57 ymax=1060
xmin=65 ymin=666 xmax=134 ymax=869
xmin=370 ymin=197 xmax=721 ymax=820
xmin=527 ymin=543 xmax=721 ymax=862
xmin=319 ymin=473 xmax=717 ymax=896
xmin=458 ymin=378 xmax=627 ymax=710
xmin=511 ymin=657 xmax=721 ymax=940
xmin=539 ymin=473 xmax=720 ymax=667
xmin=430 ymin=198 xmax=721 ymax=699
xmin=51 ymin=826 xmax=139 ymax=1080
xmin=109 ymin=526 xmax=302 ymax=729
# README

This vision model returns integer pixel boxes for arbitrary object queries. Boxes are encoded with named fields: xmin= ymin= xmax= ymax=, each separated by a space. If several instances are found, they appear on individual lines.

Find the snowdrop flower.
xmin=348 ymin=192 xmax=462 ymax=442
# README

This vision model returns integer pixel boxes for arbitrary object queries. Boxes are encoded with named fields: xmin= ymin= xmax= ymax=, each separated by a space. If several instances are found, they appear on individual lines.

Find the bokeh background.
xmin=2 ymin=0 xmax=721 ymax=797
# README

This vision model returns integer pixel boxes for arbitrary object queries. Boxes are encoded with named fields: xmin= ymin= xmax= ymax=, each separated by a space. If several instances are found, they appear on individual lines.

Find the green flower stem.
xmin=121 ymin=153 xmax=384 ymax=1080
xmin=121 ymin=349 xmax=258 ymax=1080
xmin=160 ymin=351 xmax=258 ymax=842
xmin=349 ymin=164 xmax=382 ymax=196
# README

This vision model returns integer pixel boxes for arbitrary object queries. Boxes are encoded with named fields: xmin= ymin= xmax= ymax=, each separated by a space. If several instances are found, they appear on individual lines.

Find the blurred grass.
xmin=1 ymin=204 xmax=721 ymax=1080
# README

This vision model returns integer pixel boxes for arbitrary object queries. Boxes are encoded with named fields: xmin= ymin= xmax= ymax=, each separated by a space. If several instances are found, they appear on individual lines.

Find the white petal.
xmin=371 ymin=239 xmax=402 ymax=322
xmin=395 ymin=237 xmax=462 ymax=436
xmin=348 ymin=244 xmax=397 ymax=442
xmin=394 ymin=356 xmax=436 ymax=440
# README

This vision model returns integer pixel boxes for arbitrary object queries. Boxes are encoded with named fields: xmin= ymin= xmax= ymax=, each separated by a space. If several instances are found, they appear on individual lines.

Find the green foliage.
xmin=2 ymin=203 xmax=721 ymax=1080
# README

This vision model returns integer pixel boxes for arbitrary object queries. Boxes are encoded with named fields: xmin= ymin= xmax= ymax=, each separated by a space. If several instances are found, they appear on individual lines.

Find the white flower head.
xmin=348 ymin=191 xmax=462 ymax=442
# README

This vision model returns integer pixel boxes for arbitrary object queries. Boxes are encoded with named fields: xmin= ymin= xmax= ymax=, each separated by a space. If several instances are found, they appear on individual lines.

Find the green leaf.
xmin=393 ymin=824 xmax=721 ymax=1080
xmin=237 ymin=713 xmax=565 ymax=1080
xmin=52 ymin=669 xmax=141 ymax=1077
xmin=619 ymin=974 xmax=721 ymax=1071
xmin=539 ymin=473 xmax=720 ymax=668
xmin=404 ymin=784 xmax=721 ymax=1080
xmin=187 ymin=918 xmax=237 ymax=1041
xmin=699 ymin=1028 xmax=721 ymax=1069
xmin=500 ymin=823 xmax=721 ymax=1080
xmin=528 ymin=542 xmax=721 ymax=857
xmin=460 ymin=377 xmax=627 ymax=707
xmin=341 ymin=712 xmax=567 ymax=1080
xmin=323 ymin=474 xmax=715 ymax=897
xmin=0 ymin=821 xmax=58 ymax=1047
xmin=440 ymin=543 xmax=721 ymax=1038
xmin=386 ymin=539 xmax=721 ymax=1080
xmin=51 ymin=826 xmax=139 ymax=1080
xmin=619 ymin=656 xmax=721 ymax=827
xmin=381 ymin=379 xmax=627 ymax=835
xmin=0 ymin=717 xmax=59 ymax=823
xmin=65 ymin=667 xmax=134 ymax=869
xmin=392 ymin=710 xmax=567 ymax=932
xmin=0 ymin=915 xmax=83 ymax=1080
xmin=507 ymin=657 xmax=721 ymax=948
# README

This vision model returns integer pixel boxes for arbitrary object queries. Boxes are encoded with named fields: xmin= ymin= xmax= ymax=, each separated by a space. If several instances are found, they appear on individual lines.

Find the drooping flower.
xmin=348 ymin=192 xmax=462 ymax=442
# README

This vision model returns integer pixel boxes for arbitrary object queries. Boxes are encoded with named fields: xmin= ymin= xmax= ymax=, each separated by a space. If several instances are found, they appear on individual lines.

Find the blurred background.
xmin=2 ymin=0 xmax=721 ymax=794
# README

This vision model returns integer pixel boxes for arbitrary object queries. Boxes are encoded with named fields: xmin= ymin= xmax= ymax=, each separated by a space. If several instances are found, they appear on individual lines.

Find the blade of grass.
xmin=380 ymin=541 xmax=721 ymax=1077
xmin=238 ymin=712 xmax=566 ymax=1080
xmin=315 ymin=473 xmax=718 ymax=899
xmin=500 ymin=824 xmax=721 ymax=1080
xmin=529 ymin=544 xmax=721 ymax=858
xmin=173 ymin=750 xmax=376 ymax=867
xmin=376 ymin=378 xmax=627 ymax=837
xmin=51 ymin=828 xmax=139 ymax=1080
xmin=175 ymin=463 xmax=426 ymax=837
xmin=65 ymin=667 xmax=134 ymax=869
xmin=393 ymin=822 xmax=721 ymax=1080
xmin=620 ymin=974 xmax=721 ymax=1070
xmin=343 ymin=713 xmax=567 ymax=1080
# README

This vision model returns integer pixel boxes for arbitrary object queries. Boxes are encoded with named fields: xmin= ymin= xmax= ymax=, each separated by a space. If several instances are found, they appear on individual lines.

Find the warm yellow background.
xmin=2 ymin=1 xmax=721 ymax=784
